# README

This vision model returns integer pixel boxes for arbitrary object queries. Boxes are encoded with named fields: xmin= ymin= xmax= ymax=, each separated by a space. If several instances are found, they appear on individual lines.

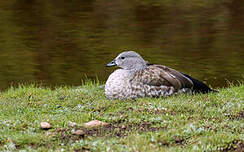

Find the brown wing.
xmin=140 ymin=65 xmax=193 ymax=90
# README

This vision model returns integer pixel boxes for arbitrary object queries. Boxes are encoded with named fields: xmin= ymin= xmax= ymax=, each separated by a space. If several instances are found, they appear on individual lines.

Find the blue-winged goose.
xmin=105 ymin=51 xmax=217 ymax=100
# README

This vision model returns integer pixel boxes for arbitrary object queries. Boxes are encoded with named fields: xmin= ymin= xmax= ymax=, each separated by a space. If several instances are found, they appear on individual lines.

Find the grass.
xmin=0 ymin=81 xmax=243 ymax=151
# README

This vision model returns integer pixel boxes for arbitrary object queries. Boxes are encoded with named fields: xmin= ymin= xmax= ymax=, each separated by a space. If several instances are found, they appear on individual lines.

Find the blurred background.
xmin=0 ymin=0 xmax=243 ymax=90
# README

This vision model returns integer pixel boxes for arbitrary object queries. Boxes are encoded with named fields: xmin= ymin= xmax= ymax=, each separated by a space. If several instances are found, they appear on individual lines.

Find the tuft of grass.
xmin=0 ymin=83 xmax=243 ymax=151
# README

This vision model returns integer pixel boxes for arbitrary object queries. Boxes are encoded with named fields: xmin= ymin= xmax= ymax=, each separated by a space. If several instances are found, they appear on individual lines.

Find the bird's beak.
xmin=106 ymin=60 xmax=117 ymax=67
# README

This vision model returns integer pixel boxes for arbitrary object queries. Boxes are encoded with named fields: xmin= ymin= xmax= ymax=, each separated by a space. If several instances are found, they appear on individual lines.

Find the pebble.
xmin=72 ymin=130 xmax=85 ymax=136
xmin=40 ymin=122 xmax=51 ymax=130
xmin=83 ymin=120 xmax=109 ymax=128
xmin=68 ymin=121 xmax=77 ymax=127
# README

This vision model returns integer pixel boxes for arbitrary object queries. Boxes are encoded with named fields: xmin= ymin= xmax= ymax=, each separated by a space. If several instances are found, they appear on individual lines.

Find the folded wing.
xmin=140 ymin=65 xmax=194 ymax=90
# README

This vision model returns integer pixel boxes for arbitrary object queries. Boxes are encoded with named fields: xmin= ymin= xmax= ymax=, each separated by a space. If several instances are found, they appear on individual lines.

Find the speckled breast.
xmin=105 ymin=69 xmax=132 ymax=100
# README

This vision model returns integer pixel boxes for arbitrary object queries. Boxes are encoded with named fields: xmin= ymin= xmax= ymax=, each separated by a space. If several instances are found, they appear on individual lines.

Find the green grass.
xmin=0 ymin=82 xmax=243 ymax=151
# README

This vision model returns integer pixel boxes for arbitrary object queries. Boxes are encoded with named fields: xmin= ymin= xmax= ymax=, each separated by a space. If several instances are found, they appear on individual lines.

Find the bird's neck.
xmin=124 ymin=64 xmax=147 ymax=74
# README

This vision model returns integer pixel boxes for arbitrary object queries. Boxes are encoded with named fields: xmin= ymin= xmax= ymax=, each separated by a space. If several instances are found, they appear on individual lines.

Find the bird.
xmin=105 ymin=51 xmax=217 ymax=100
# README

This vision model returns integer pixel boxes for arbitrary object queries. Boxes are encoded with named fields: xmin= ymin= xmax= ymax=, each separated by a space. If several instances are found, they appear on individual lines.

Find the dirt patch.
xmin=14 ymin=142 xmax=48 ymax=150
xmin=79 ymin=122 xmax=165 ymax=137
xmin=74 ymin=147 xmax=91 ymax=152
xmin=237 ymin=111 xmax=244 ymax=119
xmin=52 ymin=122 xmax=166 ymax=144
xmin=235 ymin=142 xmax=244 ymax=152
xmin=226 ymin=111 xmax=244 ymax=120
xmin=219 ymin=140 xmax=244 ymax=152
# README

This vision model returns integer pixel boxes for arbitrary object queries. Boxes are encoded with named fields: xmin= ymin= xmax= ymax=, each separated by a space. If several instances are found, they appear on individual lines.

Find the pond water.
xmin=0 ymin=0 xmax=243 ymax=90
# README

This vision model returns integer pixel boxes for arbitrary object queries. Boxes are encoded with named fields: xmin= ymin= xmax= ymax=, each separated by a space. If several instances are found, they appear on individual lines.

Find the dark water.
xmin=0 ymin=0 xmax=243 ymax=90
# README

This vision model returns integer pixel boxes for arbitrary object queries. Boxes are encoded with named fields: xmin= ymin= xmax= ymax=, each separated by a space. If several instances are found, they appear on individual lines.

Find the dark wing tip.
xmin=181 ymin=73 xmax=217 ymax=94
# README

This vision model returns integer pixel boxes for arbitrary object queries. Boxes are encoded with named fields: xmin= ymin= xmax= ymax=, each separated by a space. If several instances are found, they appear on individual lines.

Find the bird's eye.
xmin=121 ymin=57 xmax=125 ymax=59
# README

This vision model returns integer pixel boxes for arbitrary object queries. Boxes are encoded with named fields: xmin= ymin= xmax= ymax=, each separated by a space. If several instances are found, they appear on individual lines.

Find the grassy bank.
xmin=0 ymin=82 xmax=243 ymax=151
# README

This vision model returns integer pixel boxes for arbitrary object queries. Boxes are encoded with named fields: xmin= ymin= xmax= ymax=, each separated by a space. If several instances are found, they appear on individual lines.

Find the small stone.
xmin=121 ymin=125 xmax=126 ymax=129
xmin=83 ymin=120 xmax=109 ymax=128
xmin=68 ymin=121 xmax=77 ymax=127
xmin=40 ymin=122 xmax=51 ymax=130
xmin=72 ymin=129 xmax=85 ymax=136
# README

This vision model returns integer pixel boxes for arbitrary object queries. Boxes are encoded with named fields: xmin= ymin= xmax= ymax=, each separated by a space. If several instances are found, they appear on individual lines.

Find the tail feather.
xmin=182 ymin=73 xmax=218 ymax=94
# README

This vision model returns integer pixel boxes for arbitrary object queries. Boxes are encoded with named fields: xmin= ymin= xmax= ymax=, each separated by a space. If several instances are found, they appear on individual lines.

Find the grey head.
xmin=106 ymin=51 xmax=147 ymax=70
